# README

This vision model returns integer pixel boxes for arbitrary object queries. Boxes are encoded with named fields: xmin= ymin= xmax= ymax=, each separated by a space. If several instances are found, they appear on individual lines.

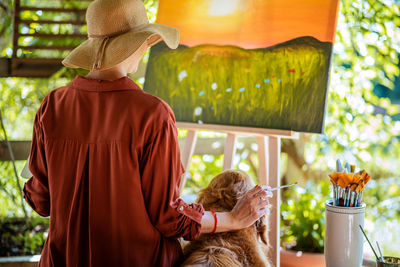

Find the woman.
xmin=22 ymin=0 xmax=271 ymax=266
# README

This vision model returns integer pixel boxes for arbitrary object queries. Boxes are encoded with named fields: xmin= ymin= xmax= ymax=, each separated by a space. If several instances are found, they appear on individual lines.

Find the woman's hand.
xmin=200 ymin=185 xmax=273 ymax=234
xmin=229 ymin=185 xmax=272 ymax=230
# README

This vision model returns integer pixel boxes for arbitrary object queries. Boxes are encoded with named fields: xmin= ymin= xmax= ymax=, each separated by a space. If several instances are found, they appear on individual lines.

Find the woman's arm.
xmin=140 ymin=106 xmax=271 ymax=239
xmin=140 ymin=115 xmax=206 ymax=240
xmin=200 ymin=185 xmax=270 ymax=233
xmin=23 ymin=98 xmax=50 ymax=217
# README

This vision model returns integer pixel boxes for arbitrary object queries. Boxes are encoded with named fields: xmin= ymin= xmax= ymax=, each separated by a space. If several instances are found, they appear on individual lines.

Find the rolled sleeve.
xmin=23 ymin=178 xmax=50 ymax=217
xmin=140 ymin=115 xmax=204 ymax=241
xmin=171 ymin=198 xmax=204 ymax=240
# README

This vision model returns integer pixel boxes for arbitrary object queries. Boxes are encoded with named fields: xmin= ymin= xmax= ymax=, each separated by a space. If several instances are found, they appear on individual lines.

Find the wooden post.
xmin=256 ymin=136 xmax=268 ymax=186
xmin=268 ymin=136 xmax=281 ymax=267
xmin=179 ymin=130 xmax=198 ymax=192
xmin=223 ymin=133 xmax=237 ymax=170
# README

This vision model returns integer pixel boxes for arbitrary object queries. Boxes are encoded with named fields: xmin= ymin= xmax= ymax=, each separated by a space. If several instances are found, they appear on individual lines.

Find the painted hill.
xmin=144 ymin=36 xmax=332 ymax=133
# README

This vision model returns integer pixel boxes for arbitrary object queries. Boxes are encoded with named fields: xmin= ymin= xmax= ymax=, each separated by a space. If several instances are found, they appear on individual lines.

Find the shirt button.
xmin=179 ymin=206 xmax=184 ymax=211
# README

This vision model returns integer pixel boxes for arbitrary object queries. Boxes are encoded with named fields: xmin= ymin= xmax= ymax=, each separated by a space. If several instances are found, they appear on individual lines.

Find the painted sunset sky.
xmin=156 ymin=0 xmax=339 ymax=49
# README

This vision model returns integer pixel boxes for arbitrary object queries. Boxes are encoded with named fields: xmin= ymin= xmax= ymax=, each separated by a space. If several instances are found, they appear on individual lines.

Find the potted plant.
xmin=279 ymin=179 xmax=330 ymax=267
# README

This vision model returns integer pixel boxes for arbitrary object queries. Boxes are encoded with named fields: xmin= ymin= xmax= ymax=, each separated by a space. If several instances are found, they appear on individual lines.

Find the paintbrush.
xmin=359 ymin=225 xmax=379 ymax=261
xmin=376 ymin=241 xmax=384 ymax=263
xmin=262 ymin=182 xmax=298 ymax=191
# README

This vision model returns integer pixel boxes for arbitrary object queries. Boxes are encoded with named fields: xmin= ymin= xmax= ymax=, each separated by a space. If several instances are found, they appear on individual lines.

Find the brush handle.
xmin=376 ymin=241 xmax=384 ymax=262
xmin=359 ymin=225 xmax=379 ymax=260
xmin=263 ymin=183 xmax=297 ymax=191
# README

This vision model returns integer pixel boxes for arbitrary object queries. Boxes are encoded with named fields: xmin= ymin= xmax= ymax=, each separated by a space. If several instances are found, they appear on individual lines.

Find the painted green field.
xmin=144 ymin=36 xmax=332 ymax=133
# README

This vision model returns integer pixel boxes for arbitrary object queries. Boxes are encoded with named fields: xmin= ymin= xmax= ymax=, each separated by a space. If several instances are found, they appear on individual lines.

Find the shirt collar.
xmin=70 ymin=75 xmax=142 ymax=92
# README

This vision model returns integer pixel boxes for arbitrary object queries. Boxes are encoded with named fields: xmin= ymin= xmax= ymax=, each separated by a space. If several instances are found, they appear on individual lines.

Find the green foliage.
xmin=280 ymin=180 xmax=330 ymax=253
xmin=362 ymin=177 xmax=400 ymax=257
xmin=0 ymin=217 xmax=49 ymax=256
xmin=0 ymin=161 xmax=27 ymax=217
xmin=0 ymin=0 xmax=13 ymax=57
xmin=184 ymin=154 xmax=225 ymax=195
xmin=365 ymin=177 xmax=400 ymax=221
xmin=307 ymin=0 xmax=400 ymax=176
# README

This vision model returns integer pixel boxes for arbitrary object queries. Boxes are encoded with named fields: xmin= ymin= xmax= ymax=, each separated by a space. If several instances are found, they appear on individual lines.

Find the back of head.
xmin=196 ymin=170 xmax=253 ymax=212
xmin=181 ymin=246 xmax=243 ymax=267
xmin=195 ymin=170 xmax=270 ymax=246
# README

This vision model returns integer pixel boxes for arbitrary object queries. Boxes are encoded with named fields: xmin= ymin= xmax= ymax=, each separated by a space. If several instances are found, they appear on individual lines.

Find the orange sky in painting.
xmin=156 ymin=0 xmax=339 ymax=49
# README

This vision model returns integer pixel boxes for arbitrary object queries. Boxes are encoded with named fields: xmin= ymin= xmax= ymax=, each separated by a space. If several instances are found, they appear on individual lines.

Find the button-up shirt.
xmin=23 ymin=75 xmax=204 ymax=267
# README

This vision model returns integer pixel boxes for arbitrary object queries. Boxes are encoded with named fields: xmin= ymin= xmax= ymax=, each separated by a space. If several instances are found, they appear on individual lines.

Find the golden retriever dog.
xmin=181 ymin=170 xmax=271 ymax=267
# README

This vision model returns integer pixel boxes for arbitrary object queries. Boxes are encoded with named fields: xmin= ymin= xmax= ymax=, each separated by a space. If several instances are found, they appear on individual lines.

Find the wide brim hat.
xmin=62 ymin=0 xmax=179 ymax=71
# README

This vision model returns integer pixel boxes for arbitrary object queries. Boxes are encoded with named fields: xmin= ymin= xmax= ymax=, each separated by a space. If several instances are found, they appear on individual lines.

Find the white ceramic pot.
xmin=324 ymin=200 xmax=366 ymax=267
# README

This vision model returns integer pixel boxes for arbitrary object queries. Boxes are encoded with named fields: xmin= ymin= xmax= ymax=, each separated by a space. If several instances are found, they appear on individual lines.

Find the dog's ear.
xmin=255 ymin=215 xmax=269 ymax=246
xmin=197 ymin=180 xmax=251 ymax=211
xmin=196 ymin=170 xmax=254 ymax=211
xmin=196 ymin=187 xmax=237 ymax=211
xmin=231 ymin=180 xmax=251 ymax=196
xmin=196 ymin=189 xmax=220 ymax=209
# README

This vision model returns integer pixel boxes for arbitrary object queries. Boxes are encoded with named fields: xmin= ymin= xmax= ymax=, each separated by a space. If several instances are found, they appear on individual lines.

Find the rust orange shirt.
xmin=23 ymin=75 xmax=204 ymax=267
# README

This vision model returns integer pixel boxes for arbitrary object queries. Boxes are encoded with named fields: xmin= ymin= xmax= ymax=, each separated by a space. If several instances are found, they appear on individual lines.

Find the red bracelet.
xmin=210 ymin=210 xmax=217 ymax=234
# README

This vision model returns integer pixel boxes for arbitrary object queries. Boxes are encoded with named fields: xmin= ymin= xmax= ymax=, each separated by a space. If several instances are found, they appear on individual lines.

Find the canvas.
xmin=143 ymin=0 xmax=340 ymax=133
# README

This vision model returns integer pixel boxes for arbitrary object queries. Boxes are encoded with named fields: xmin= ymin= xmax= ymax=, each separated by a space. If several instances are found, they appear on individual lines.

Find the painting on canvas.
xmin=143 ymin=0 xmax=340 ymax=133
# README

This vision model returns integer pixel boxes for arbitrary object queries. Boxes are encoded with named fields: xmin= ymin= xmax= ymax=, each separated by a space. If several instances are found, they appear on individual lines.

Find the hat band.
xmin=89 ymin=23 xmax=149 ymax=70
xmin=88 ymin=23 xmax=149 ymax=39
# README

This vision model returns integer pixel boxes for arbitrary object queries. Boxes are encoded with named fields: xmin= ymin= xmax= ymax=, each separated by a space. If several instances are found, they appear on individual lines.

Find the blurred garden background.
xmin=0 ymin=0 xmax=399 ymax=259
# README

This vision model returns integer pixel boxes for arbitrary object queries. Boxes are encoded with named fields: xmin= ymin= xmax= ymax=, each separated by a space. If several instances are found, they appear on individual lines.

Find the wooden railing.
xmin=7 ymin=0 xmax=90 ymax=77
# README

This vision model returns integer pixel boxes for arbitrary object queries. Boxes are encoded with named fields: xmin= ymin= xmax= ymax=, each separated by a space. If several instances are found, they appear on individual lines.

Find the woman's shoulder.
xmin=138 ymin=91 xmax=176 ymax=121
xmin=34 ymin=85 xmax=69 ymax=117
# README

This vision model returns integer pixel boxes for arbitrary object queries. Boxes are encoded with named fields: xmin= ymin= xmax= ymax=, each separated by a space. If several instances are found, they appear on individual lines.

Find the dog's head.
xmin=196 ymin=170 xmax=254 ymax=211
xmin=196 ymin=170 xmax=269 ymax=245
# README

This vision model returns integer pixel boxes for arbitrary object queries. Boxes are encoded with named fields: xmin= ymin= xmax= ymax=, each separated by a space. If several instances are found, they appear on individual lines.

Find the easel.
xmin=177 ymin=122 xmax=298 ymax=267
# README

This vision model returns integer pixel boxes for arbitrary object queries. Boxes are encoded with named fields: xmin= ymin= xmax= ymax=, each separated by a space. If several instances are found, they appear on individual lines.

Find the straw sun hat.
xmin=62 ymin=0 xmax=180 ymax=70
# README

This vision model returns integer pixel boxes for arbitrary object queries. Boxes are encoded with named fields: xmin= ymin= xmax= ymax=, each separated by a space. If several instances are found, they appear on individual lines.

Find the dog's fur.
xmin=181 ymin=170 xmax=271 ymax=267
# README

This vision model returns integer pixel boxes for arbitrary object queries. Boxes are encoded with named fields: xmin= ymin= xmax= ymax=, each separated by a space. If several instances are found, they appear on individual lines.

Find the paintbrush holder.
xmin=325 ymin=200 xmax=366 ymax=267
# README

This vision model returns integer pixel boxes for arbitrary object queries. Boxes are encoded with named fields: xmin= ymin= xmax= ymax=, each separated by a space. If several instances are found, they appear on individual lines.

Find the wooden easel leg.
xmin=179 ymin=130 xmax=198 ymax=193
xmin=223 ymin=133 xmax=237 ymax=171
xmin=268 ymin=136 xmax=281 ymax=267
xmin=257 ymin=135 xmax=281 ymax=266
xmin=256 ymin=136 xmax=268 ymax=186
